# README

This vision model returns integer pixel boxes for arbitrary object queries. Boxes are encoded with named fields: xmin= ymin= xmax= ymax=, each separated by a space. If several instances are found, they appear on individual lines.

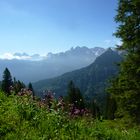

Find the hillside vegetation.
xmin=0 ymin=91 xmax=140 ymax=140
xmin=33 ymin=48 xmax=122 ymax=116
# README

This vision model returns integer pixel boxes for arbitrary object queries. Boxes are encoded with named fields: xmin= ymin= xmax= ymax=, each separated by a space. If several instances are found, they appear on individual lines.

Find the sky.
xmin=0 ymin=0 xmax=121 ymax=56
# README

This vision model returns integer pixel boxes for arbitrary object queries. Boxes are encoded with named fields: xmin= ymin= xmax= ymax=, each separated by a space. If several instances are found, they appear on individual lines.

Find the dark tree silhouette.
xmin=91 ymin=99 xmax=100 ymax=119
xmin=1 ymin=68 xmax=13 ymax=95
xmin=67 ymin=80 xmax=85 ymax=110
xmin=28 ymin=82 xmax=35 ymax=99
xmin=13 ymin=77 xmax=26 ymax=93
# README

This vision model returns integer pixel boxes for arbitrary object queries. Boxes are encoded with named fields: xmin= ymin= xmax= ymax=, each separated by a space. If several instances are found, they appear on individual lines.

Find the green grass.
xmin=0 ymin=91 xmax=140 ymax=140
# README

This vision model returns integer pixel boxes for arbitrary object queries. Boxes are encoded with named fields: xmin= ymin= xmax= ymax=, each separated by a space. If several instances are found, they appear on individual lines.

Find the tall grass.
xmin=0 ymin=91 xmax=140 ymax=140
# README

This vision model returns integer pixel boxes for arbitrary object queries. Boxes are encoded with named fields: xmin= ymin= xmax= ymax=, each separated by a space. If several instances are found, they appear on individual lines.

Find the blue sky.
xmin=0 ymin=0 xmax=120 ymax=55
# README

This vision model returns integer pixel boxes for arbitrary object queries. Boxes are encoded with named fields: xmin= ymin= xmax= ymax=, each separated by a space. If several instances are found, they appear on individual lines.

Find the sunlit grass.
xmin=0 ymin=91 xmax=140 ymax=140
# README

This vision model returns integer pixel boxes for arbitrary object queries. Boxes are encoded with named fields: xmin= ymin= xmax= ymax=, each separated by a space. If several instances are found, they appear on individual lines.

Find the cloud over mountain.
xmin=0 ymin=52 xmax=44 ymax=61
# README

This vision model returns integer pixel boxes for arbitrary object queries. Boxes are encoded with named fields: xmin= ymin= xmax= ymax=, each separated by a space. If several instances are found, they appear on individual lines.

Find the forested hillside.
xmin=33 ymin=48 xmax=122 ymax=110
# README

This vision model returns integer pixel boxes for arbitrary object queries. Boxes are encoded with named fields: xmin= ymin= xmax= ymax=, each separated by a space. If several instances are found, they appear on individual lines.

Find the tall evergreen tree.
xmin=67 ymin=81 xmax=85 ymax=109
xmin=105 ymin=94 xmax=117 ymax=120
xmin=28 ymin=82 xmax=35 ymax=99
xmin=75 ymin=87 xmax=85 ymax=109
xmin=91 ymin=99 xmax=100 ymax=119
xmin=13 ymin=78 xmax=26 ymax=93
xmin=1 ymin=68 xmax=13 ymax=95
xmin=67 ymin=81 xmax=75 ymax=104
xmin=108 ymin=0 xmax=140 ymax=122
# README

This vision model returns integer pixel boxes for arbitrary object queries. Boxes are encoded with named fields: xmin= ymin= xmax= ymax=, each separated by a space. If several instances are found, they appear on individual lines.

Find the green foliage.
xmin=114 ymin=0 xmax=140 ymax=52
xmin=0 ymin=91 xmax=140 ymax=140
xmin=67 ymin=81 xmax=85 ymax=109
xmin=28 ymin=82 xmax=35 ymax=99
xmin=91 ymin=99 xmax=101 ymax=119
xmin=1 ymin=68 xmax=13 ymax=95
xmin=105 ymin=93 xmax=117 ymax=120
xmin=13 ymin=78 xmax=26 ymax=93
xmin=108 ymin=0 xmax=140 ymax=123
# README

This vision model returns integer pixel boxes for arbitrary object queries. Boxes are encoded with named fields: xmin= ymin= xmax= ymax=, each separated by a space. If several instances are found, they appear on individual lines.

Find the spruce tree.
xmin=13 ymin=79 xmax=26 ymax=93
xmin=1 ymin=68 xmax=13 ymax=95
xmin=67 ymin=81 xmax=76 ymax=104
xmin=28 ymin=82 xmax=35 ymax=99
xmin=108 ymin=0 xmax=140 ymax=122
xmin=75 ymin=87 xmax=85 ymax=109
xmin=67 ymin=81 xmax=85 ymax=109
xmin=105 ymin=94 xmax=117 ymax=120
xmin=91 ymin=99 xmax=100 ymax=119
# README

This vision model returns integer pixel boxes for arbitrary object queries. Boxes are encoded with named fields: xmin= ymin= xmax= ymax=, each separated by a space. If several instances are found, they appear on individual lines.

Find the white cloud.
xmin=0 ymin=52 xmax=46 ymax=61
xmin=0 ymin=53 xmax=13 ymax=60
xmin=0 ymin=53 xmax=31 ymax=60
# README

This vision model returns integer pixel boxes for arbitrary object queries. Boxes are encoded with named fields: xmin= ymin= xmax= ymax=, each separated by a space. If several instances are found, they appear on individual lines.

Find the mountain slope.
xmin=33 ymin=48 xmax=122 ymax=100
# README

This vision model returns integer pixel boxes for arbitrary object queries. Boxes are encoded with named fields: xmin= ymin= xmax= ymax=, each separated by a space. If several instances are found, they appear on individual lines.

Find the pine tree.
xmin=108 ymin=0 xmax=140 ymax=123
xmin=67 ymin=81 xmax=76 ymax=104
xmin=75 ymin=87 xmax=85 ymax=110
xmin=91 ymin=99 xmax=100 ymax=119
xmin=105 ymin=93 xmax=117 ymax=120
xmin=1 ymin=68 xmax=13 ymax=95
xmin=13 ymin=78 xmax=26 ymax=93
xmin=28 ymin=82 xmax=35 ymax=99
xmin=67 ymin=80 xmax=85 ymax=109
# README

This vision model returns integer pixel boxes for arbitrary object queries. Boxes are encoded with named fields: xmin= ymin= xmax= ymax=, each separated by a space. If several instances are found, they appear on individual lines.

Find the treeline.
xmin=0 ymin=67 xmax=34 ymax=97
xmin=0 ymin=67 xmax=101 ymax=118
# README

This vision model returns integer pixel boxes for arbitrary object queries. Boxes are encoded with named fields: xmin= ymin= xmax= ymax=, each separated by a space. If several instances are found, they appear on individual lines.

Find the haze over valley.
xmin=0 ymin=46 xmax=105 ymax=83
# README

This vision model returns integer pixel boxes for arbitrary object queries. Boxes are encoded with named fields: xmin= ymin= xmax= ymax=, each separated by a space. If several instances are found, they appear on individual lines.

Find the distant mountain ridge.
xmin=47 ymin=46 xmax=105 ymax=58
xmin=0 ymin=46 xmax=105 ymax=83
xmin=33 ymin=48 xmax=122 ymax=101
xmin=0 ymin=46 xmax=105 ymax=61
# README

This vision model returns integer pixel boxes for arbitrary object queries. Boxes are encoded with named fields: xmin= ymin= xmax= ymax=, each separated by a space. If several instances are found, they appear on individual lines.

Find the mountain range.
xmin=33 ymin=48 xmax=122 ymax=104
xmin=0 ymin=47 xmax=105 ymax=83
